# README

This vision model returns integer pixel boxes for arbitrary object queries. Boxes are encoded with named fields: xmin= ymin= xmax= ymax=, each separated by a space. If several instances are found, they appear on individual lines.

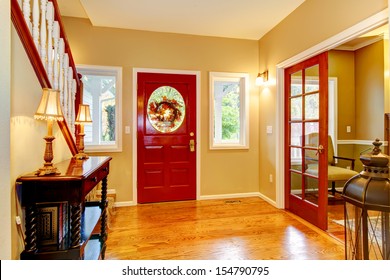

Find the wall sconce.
xmin=256 ymin=70 xmax=268 ymax=86
xmin=34 ymin=88 xmax=64 ymax=176
xmin=74 ymin=104 xmax=92 ymax=160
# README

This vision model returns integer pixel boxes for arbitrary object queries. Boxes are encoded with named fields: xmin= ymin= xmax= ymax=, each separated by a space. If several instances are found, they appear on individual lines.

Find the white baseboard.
xmin=114 ymin=201 xmax=136 ymax=207
xmin=96 ymin=189 xmax=117 ymax=195
xmin=114 ymin=192 xmax=277 ymax=208
xmin=199 ymin=192 xmax=261 ymax=201
xmin=258 ymin=192 xmax=277 ymax=208
xmin=200 ymin=192 xmax=278 ymax=208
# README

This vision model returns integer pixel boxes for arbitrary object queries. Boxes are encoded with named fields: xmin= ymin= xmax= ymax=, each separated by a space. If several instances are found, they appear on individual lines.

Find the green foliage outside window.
xmin=103 ymin=104 xmax=115 ymax=141
xmin=221 ymin=87 xmax=240 ymax=140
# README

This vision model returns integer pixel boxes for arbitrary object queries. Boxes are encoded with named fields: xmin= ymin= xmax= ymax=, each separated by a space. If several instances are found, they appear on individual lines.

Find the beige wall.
xmin=62 ymin=17 xmax=260 ymax=203
xmin=329 ymin=40 xmax=387 ymax=172
xmin=258 ymin=0 xmax=387 ymax=201
xmin=328 ymin=50 xmax=356 ymax=169
xmin=355 ymin=40 xmax=385 ymax=140
xmin=9 ymin=26 xmax=73 ymax=259
xmin=329 ymin=50 xmax=356 ymax=140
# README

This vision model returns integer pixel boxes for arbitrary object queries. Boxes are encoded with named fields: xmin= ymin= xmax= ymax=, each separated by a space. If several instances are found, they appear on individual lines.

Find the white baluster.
xmin=46 ymin=2 xmax=54 ymax=85
xmin=59 ymin=38 xmax=65 ymax=108
xmin=67 ymin=67 xmax=74 ymax=129
xmin=63 ymin=53 xmax=69 ymax=121
xmin=71 ymin=79 xmax=77 ymax=137
xmin=32 ymin=0 xmax=40 ymax=50
xmin=22 ymin=0 xmax=32 ymax=33
xmin=40 ymin=0 xmax=48 ymax=70
xmin=53 ymin=21 xmax=60 ymax=90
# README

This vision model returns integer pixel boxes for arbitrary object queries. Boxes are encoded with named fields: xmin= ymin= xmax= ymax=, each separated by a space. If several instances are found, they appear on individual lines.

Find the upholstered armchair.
xmin=305 ymin=133 xmax=359 ymax=195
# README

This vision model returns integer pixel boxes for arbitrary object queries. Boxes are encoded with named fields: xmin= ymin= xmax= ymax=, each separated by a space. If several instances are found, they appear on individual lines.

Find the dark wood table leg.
xmin=100 ymin=176 xmax=108 ymax=259
xmin=24 ymin=205 xmax=38 ymax=253
xmin=70 ymin=203 xmax=82 ymax=248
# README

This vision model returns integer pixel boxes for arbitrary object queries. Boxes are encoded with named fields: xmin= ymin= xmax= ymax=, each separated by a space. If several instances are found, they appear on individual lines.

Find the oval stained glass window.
xmin=147 ymin=86 xmax=185 ymax=133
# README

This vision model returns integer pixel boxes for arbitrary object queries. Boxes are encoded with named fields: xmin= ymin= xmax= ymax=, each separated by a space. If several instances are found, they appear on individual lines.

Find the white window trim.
xmin=77 ymin=64 xmax=123 ymax=152
xmin=209 ymin=72 xmax=249 ymax=149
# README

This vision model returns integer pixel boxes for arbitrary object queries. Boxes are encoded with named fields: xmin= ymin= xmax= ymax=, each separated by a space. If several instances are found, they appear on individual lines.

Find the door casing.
xmin=275 ymin=9 xmax=388 ymax=209
xmin=132 ymin=68 xmax=201 ymax=205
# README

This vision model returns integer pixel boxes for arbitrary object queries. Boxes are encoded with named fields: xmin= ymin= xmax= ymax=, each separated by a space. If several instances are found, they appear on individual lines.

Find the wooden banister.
xmin=11 ymin=0 xmax=79 ymax=156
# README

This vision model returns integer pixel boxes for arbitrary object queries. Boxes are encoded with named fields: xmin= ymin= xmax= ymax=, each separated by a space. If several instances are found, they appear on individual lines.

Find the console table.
xmin=16 ymin=156 xmax=112 ymax=260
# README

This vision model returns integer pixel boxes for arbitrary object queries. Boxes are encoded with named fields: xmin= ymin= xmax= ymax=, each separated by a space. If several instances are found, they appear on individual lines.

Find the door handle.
xmin=316 ymin=144 xmax=324 ymax=155
xmin=189 ymin=139 xmax=195 ymax=152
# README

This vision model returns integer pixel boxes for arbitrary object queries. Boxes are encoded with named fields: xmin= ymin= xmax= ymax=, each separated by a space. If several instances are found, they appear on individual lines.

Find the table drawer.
xmin=84 ymin=162 xmax=110 ymax=195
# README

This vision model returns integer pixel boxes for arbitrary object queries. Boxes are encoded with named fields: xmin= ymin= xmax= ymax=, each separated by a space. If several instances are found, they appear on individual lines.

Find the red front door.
xmin=137 ymin=72 xmax=197 ymax=203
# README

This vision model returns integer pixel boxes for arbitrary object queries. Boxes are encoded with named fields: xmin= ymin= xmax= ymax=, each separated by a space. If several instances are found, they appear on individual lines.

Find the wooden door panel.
xmin=143 ymin=169 xmax=164 ymax=188
xmin=170 ymin=168 xmax=190 ymax=186
xmin=137 ymin=72 xmax=196 ymax=203
xmin=144 ymin=146 xmax=164 ymax=163
xmin=170 ymin=146 xmax=190 ymax=162
xmin=284 ymin=52 xmax=328 ymax=230
xmin=288 ymin=195 xmax=319 ymax=226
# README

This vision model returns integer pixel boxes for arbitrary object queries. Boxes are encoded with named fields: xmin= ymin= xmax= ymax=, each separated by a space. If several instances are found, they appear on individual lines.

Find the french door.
xmin=284 ymin=52 xmax=329 ymax=230
xmin=137 ymin=72 xmax=197 ymax=203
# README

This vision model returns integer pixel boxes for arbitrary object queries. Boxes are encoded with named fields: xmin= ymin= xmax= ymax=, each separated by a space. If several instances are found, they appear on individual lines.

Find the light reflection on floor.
xmin=283 ymin=226 xmax=311 ymax=259
xmin=209 ymin=237 xmax=248 ymax=260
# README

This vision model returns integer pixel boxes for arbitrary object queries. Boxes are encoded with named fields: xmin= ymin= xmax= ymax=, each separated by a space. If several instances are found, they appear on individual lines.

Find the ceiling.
xmin=335 ymin=24 xmax=389 ymax=51
xmin=57 ymin=0 xmax=306 ymax=40
xmin=57 ymin=0 xmax=388 ymax=47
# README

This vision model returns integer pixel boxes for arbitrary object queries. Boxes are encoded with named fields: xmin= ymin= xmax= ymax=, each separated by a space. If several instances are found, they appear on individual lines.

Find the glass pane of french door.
xmin=285 ymin=52 xmax=328 ymax=230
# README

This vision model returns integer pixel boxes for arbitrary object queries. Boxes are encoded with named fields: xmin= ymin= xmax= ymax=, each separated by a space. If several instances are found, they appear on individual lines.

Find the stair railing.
xmin=11 ymin=0 xmax=81 ymax=156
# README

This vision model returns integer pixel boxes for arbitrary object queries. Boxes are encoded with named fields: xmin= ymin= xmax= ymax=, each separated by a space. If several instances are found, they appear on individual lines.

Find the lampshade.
xmin=75 ymin=104 xmax=92 ymax=123
xmin=34 ymin=88 xmax=64 ymax=121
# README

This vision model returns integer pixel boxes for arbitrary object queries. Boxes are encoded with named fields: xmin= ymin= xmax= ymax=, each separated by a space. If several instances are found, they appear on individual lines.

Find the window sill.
xmin=210 ymin=143 xmax=249 ymax=150
xmin=85 ymin=145 xmax=122 ymax=153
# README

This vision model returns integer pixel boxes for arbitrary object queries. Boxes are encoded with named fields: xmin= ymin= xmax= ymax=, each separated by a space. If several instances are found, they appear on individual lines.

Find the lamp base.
xmin=74 ymin=153 xmax=89 ymax=160
xmin=36 ymin=165 xmax=61 ymax=176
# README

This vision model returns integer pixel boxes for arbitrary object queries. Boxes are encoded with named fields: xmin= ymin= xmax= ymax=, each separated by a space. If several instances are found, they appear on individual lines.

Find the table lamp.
xmin=34 ymin=88 xmax=64 ymax=176
xmin=74 ymin=104 xmax=92 ymax=159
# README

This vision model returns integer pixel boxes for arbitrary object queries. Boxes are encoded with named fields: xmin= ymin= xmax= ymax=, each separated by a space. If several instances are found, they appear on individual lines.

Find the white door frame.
xmin=132 ymin=68 xmax=201 ymax=204
xmin=275 ymin=9 xmax=389 ymax=208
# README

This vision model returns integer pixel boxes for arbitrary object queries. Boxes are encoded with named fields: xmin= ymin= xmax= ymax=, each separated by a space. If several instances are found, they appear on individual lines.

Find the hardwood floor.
xmin=105 ymin=197 xmax=344 ymax=260
xmin=327 ymin=195 xmax=345 ymax=242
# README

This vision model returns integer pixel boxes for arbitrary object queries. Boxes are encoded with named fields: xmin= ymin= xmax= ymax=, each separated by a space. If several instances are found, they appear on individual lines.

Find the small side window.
xmin=77 ymin=65 xmax=122 ymax=152
xmin=209 ymin=72 xmax=249 ymax=149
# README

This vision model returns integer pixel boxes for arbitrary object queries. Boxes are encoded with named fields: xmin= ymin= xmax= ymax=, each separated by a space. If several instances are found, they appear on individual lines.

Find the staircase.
xmin=11 ymin=0 xmax=81 ymax=155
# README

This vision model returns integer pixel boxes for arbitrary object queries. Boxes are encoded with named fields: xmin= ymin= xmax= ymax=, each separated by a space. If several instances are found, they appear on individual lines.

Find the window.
xmin=290 ymin=77 xmax=337 ymax=163
xmin=77 ymin=65 xmax=122 ymax=152
xmin=147 ymin=86 xmax=186 ymax=133
xmin=209 ymin=72 xmax=249 ymax=149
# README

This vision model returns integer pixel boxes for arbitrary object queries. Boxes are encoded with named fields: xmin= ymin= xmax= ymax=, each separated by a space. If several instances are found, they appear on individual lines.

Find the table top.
xmin=16 ymin=156 xmax=112 ymax=182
